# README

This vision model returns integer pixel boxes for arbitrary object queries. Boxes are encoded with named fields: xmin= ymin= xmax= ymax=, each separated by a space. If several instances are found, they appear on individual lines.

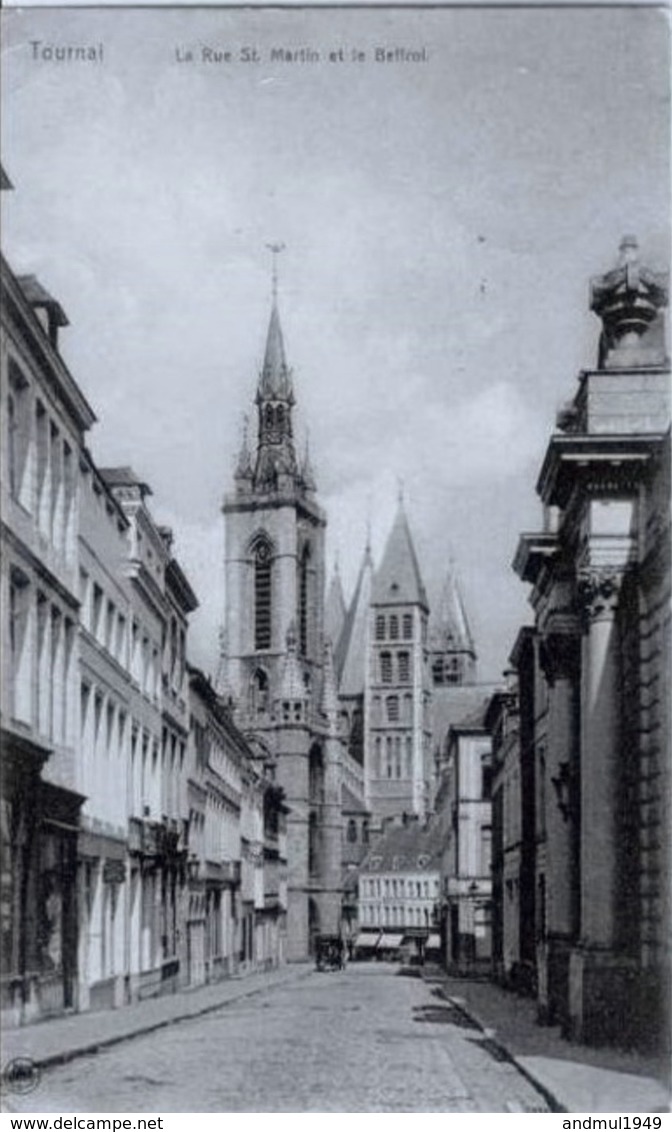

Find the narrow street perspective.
xmin=2 ymin=5 xmax=670 ymax=1119
xmin=6 ymin=966 xmax=549 ymax=1113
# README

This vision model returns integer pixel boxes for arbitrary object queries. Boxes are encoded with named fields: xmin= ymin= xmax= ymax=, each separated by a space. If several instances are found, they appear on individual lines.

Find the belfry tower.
xmin=222 ymin=261 xmax=342 ymax=959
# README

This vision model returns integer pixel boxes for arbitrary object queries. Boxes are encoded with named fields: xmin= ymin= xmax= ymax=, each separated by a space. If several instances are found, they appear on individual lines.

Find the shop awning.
xmin=426 ymin=934 xmax=441 ymax=950
xmin=377 ymin=933 xmax=404 ymax=948
xmin=354 ymin=932 xmax=381 ymax=948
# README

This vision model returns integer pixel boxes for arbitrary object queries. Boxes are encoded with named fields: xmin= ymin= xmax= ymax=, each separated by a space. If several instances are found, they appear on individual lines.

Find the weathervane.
xmin=266 ymin=242 xmax=286 ymax=301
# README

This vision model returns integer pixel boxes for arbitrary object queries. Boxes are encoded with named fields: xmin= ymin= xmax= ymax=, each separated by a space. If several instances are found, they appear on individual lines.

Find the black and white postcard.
xmin=1 ymin=3 xmax=670 ymax=1117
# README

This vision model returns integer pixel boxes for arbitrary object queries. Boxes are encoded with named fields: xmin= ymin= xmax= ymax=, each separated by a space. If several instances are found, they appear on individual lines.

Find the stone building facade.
xmin=511 ymin=237 xmax=670 ymax=1047
xmin=221 ymin=296 xmax=342 ymax=959
xmin=357 ymin=816 xmax=442 ymax=960
xmin=1 ymin=179 xmax=293 ymax=1023
xmin=435 ymin=711 xmax=494 ymax=971
xmin=1 ymin=258 xmax=94 ymax=1023
xmin=486 ymin=639 xmax=537 ymax=994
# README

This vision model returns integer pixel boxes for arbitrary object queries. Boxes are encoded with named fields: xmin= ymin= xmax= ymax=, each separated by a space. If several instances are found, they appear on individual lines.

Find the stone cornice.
xmin=222 ymin=492 xmax=326 ymax=527
xmin=512 ymin=532 xmax=559 ymax=584
xmin=537 ymin=433 xmax=666 ymax=509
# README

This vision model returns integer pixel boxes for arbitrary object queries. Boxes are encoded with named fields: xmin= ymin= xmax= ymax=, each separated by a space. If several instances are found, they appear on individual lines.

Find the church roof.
xmin=371 ymin=503 xmax=428 ymax=609
xmin=430 ymin=568 xmax=475 ymax=654
xmin=342 ymin=783 xmax=369 ymax=815
xmin=325 ymin=565 xmax=347 ymax=647
xmin=335 ymin=544 xmax=374 ymax=696
xmin=430 ymin=684 xmax=500 ymax=750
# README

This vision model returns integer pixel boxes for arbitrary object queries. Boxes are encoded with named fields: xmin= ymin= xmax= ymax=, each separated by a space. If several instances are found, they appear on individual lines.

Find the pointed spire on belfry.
xmin=251 ymin=243 xmax=301 ymax=492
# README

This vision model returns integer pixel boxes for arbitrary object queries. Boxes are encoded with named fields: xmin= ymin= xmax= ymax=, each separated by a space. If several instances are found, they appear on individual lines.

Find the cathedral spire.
xmin=252 ymin=247 xmax=299 ymax=492
xmin=372 ymin=497 xmax=428 ymax=610
xmin=429 ymin=562 xmax=477 ymax=685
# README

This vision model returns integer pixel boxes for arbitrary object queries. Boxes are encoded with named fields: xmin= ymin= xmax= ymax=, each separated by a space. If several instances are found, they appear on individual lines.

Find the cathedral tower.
xmin=222 ymin=276 xmax=342 ymax=959
xmin=429 ymin=566 xmax=477 ymax=685
xmin=365 ymin=500 xmax=432 ymax=822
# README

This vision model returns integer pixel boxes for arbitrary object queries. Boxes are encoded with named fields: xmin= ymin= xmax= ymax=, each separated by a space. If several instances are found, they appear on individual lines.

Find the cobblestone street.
xmin=9 ymin=966 xmax=549 ymax=1113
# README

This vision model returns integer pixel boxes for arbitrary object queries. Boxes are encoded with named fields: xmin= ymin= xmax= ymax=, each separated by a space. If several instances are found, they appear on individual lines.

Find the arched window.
xmin=265 ymin=404 xmax=274 ymax=429
xmin=386 ymin=736 xmax=393 ymax=779
xmin=299 ymin=543 xmax=311 ymax=656
xmin=389 ymin=615 xmax=399 ymax=640
xmin=250 ymin=668 xmax=268 ymax=715
xmin=253 ymin=539 xmax=272 ymax=650
xmin=362 ymin=819 xmax=370 ymax=845
xmin=276 ymin=404 xmax=285 ymax=430
xmin=308 ymin=813 xmax=319 ymax=877
xmin=403 ymin=693 xmax=413 ymax=723
xmin=380 ymin=652 xmax=392 ymax=683
xmin=402 ymin=613 xmax=413 ymax=640
xmin=386 ymin=695 xmax=399 ymax=722
xmin=405 ymin=736 xmax=413 ymax=777
xmin=347 ymin=818 xmax=357 ymax=843
xmin=309 ymin=744 xmax=324 ymax=803
xmin=375 ymin=736 xmax=382 ymax=775
xmin=398 ymin=652 xmax=410 ymax=683
xmin=375 ymin=615 xmax=385 ymax=640
xmin=395 ymin=736 xmax=402 ymax=778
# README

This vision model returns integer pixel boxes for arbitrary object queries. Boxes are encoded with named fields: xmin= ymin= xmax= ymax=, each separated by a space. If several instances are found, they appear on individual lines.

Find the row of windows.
xmin=360 ymin=876 xmax=438 ymax=899
xmin=6 ymin=366 xmax=77 ymax=560
xmin=191 ymin=717 xmax=242 ymax=797
xmin=372 ymin=692 xmax=414 ymax=725
xmin=377 ymin=650 xmax=412 ymax=685
xmin=79 ymin=683 xmax=186 ymax=825
xmin=79 ymin=567 xmax=186 ymax=703
xmin=205 ymin=792 xmax=240 ymax=863
xmin=345 ymin=817 xmax=370 ymax=844
xmin=80 ymin=683 xmax=129 ymax=826
xmin=375 ymin=613 xmax=413 ymax=641
xmin=373 ymin=734 xmax=413 ymax=779
xmin=360 ymin=904 xmax=433 ymax=928
xmin=8 ymin=566 xmax=76 ymax=743
xmin=432 ymin=655 xmax=464 ymax=686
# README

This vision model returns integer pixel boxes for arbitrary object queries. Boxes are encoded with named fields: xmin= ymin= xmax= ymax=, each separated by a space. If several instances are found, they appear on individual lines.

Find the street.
xmin=10 ymin=965 xmax=550 ymax=1112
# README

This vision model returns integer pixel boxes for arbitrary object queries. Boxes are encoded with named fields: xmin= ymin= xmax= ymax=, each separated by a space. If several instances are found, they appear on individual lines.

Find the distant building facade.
xmin=435 ymin=711 xmax=494 ymax=970
xmin=357 ymin=817 xmax=441 ymax=959
xmin=510 ymin=237 xmax=670 ymax=1047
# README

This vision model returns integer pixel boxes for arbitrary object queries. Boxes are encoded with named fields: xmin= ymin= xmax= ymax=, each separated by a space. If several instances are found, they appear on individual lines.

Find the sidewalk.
xmin=429 ymin=971 xmax=671 ymax=1113
xmin=3 ymin=965 xmax=312 ymax=1073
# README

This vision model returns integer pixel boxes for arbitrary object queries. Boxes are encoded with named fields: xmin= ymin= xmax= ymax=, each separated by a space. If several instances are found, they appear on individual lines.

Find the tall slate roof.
xmin=371 ymin=503 xmax=428 ymax=610
xmin=335 ymin=544 xmax=374 ymax=696
xmin=430 ymin=684 xmax=501 ymax=751
xmin=325 ymin=564 xmax=347 ymax=649
xmin=359 ymin=818 xmax=442 ymax=874
xmin=430 ymin=568 xmax=475 ymax=654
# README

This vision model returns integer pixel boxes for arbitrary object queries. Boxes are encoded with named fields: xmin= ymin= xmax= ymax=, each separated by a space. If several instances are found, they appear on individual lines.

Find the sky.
xmin=2 ymin=6 xmax=670 ymax=680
